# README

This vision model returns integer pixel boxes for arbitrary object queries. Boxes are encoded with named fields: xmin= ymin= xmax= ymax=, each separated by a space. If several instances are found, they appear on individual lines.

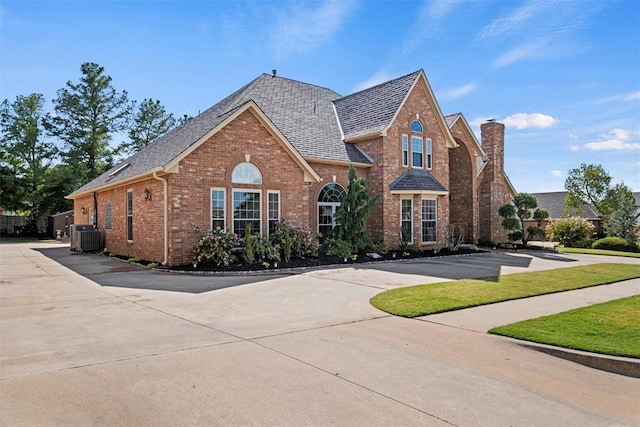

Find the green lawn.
xmin=370 ymin=263 xmax=640 ymax=317
xmin=556 ymin=247 xmax=640 ymax=258
xmin=489 ymin=295 xmax=640 ymax=358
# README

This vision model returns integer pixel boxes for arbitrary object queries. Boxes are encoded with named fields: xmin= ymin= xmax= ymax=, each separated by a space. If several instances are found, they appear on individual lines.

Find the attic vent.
xmin=108 ymin=163 xmax=130 ymax=177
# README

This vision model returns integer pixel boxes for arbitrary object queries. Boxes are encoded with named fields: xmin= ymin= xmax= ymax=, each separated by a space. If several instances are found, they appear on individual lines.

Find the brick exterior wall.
xmin=479 ymin=121 xmax=511 ymax=244
xmin=448 ymin=121 xmax=480 ymax=243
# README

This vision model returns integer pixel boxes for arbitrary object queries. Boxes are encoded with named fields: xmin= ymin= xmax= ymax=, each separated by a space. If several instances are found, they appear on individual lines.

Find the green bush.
xmin=548 ymin=217 xmax=594 ymax=247
xmin=193 ymin=226 xmax=240 ymax=267
xmin=321 ymin=238 xmax=354 ymax=258
xmin=254 ymin=238 xmax=280 ymax=262
xmin=592 ymin=237 xmax=639 ymax=252
xmin=146 ymin=262 xmax=159 ymax=269
xmin=270 ymin=221 xmax=319 ymax=261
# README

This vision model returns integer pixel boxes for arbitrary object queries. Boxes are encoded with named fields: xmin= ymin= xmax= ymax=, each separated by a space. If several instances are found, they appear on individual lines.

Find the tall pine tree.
xmin=334 ymin=165 xmax=381 ymax=252
xmin=45 ymin=62 xmax=132 ymax=185
xmin=118 ymin=98 xmax=176 ymax=155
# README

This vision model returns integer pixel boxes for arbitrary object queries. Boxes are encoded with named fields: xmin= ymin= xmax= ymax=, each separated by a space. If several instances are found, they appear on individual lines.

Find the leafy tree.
xmin=118 ymin=98 xmax=176 ymax=155
xmin=0 ymin=94 xmax=57 ymax=231
xmin=334 ymin=165 xmax=382 ymax=253
xmin=531 ymin=207 xmax=549 ymax=240
xmin=606 ymin=188 xmax=639 ymax=242
xmin=564 ymin=163 xmax=612 ymax=217
xmin=40 ymin=165 xmax=76 ymax=214
xmin=44 ymin=62 xmax=132 ymax=184
xmin=499 ymin=193 xmax=544 ymax=245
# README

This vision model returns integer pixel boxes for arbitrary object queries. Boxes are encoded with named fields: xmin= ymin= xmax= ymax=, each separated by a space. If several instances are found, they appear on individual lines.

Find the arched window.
xmin=232 ymin=162 xmax=262 ymax=184
xmin=411 ymin=120 xmax=423 ymax=133
xmin=317 ymin=183 xmax=346 ymax=237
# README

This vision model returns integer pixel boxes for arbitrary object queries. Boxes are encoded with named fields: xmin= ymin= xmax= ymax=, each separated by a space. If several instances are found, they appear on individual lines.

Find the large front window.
xmin=421 ymin=199 xmax=437 ymax=243
xmin=317 ymin=183 xmax=346 ymax=237
xmin=401 ymin=198 xmax=413 ymax=243
xmin=233 ymin=190 xmax=261 ymax=236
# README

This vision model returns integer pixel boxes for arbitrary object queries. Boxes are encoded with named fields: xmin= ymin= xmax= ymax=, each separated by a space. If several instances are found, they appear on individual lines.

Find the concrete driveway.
xmin=1 ymin=242 xmax=638 ymax=426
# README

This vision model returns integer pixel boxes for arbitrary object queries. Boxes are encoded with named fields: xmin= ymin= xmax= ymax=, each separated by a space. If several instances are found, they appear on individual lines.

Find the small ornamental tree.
xmin=498 ymin=193 xmax=545 ymax=245
xmin=334 ymin=165 xmax=382 ymax=253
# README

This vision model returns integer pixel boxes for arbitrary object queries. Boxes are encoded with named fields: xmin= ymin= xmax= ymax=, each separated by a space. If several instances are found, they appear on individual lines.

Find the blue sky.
xmin=2 ymin=0 xmax=639 ymax=193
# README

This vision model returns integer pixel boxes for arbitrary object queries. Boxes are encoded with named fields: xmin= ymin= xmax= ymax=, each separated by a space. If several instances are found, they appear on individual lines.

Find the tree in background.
xmin=606 ymin=188 xmax=639 ymax=242
xmin=334 ymin=165 xmax=381 ymax=253
xmin=44 ymin=62 xmax=132 ymax=185
xmin=0 ymin=94 xmax=57 ymax=233
xmin=565 ymin=163 xmax=612 ymax=217
xmin=499 ymin=193 xmax=546 ymax=245
xmin=118 ymin=98 xmax=176 ymax=155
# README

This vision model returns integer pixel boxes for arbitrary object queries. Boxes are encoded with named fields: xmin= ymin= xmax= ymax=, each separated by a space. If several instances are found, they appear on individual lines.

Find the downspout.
xmin=153 ymin=172 xmax=169 ymax=265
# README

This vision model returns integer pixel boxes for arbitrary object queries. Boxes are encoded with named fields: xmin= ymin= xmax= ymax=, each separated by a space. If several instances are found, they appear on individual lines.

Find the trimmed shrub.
xmin=270 ymin=221 xmax=319 ymax=261
xmin=321 ymin=238 xmax=354 ymax=258
xmin=193 ymin=227 xmax=240 ymax=267
xmin=592 ymin=236 xmax=639 ymax=252
xmin=548 ymin=217 xmax=594 ymax=247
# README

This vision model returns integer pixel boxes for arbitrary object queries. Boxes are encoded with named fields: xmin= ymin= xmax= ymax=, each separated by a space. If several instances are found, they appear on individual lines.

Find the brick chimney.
xmin=478 ymin=120 xmax=510 ymax=244
xmin=480 ymin=120 xmax=505 ymax=181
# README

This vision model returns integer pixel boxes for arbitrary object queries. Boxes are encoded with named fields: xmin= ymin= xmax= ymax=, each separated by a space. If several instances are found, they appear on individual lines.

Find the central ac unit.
xmin=70 ymin=224 xmax=96 ymax=251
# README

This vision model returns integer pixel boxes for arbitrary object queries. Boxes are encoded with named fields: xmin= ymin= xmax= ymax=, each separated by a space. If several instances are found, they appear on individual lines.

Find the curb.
xmin=517 ymin=341 xmax=640 ymax=378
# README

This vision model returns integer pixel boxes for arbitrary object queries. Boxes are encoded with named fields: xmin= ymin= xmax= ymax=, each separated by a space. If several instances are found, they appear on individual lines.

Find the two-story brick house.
xmin=68 ymin=69 xmax=515 ymax=266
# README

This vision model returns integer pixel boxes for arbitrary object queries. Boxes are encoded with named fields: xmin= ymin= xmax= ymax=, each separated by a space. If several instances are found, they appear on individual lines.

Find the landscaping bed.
xmin=166 ymin=246 xmax=485 ymax=273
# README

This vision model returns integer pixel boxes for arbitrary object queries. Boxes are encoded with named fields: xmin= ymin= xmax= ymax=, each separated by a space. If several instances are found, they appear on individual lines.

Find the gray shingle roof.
xmin=72 ymin=73 xmax=375 ymax=196
xmin=444 ymin=113 xmax=461 ymax=128
xmin=334 ymin=70 xmax=422 ymax=141
xmin=532 ymin=192 xmax=601 ymax=219
xmin=389 ymin=170 xmax=447 ymax=192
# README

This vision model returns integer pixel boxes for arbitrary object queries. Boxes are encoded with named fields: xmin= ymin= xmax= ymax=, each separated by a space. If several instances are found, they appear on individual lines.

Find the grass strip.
xmin=556 ymin=247 xmax=640 ymax=258
xmin=370 ymin=263 xmax=640 ymax=317
xmin=489 ymin=295 xmax=640 ymax=358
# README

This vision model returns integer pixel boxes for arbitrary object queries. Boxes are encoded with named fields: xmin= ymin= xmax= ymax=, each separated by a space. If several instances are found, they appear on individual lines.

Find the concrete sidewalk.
xmin=421 ymin=278 xmax=640 ymax=333
xmin=1 ymin=242 xmax=639 ymax=426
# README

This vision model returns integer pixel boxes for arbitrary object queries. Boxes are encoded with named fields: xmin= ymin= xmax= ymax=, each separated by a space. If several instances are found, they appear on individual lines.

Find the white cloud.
xmin=352 ymin=71 xmax=394 ymax=93
xmin=582 ymin=128 xmax=640 ymax=151
xmin=550 ymin=170 xmax=563 ymax=177
xmin=478 ymin=1 xmax=544 ymax=41
xmin=583 ymin=140 xmax=640 ymax=151
xmin=591 ymin=91 xmax=640 ymax=104
xmin=440 ymin=83 xmax=476 ymax=100
xmin=503 ymin=113 xmax=557 ymax=129
xmin=570 ymin=145 xmax=579 ymax=152
xmin=272 ymin=0 xmax=357 ymax=58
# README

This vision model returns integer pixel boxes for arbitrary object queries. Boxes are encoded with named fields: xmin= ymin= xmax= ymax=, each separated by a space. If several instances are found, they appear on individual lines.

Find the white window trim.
xmin=126 ymin=189 xmax=133 ymax=242
xmin=402 ymin=134 xmax=409 ymax=167
xmin=267 ymin=190 xmax=280 ymax=236
xmin=232 ymin=188 xmax=262 ymax=235
xmin=411 ymin=135 xmax=424 ymax=169
xmin=421 ymin=197 xmax=437 ymax=244
xmin=400 ymin=198 xmax=413 ymax=244
xmin=426 ymin=138 xmax=433 ymax=170
xmin=210 ymin=187 xmax=226 ymax=231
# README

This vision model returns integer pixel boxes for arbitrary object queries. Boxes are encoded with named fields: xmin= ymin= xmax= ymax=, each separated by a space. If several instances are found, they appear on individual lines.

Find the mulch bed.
xmin=164 ymin=247 xmax=487 ymax=273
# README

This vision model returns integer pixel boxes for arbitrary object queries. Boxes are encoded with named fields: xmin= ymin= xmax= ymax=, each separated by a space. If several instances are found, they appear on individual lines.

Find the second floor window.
xmin=412 ymin=136 xmax=423 ymax=168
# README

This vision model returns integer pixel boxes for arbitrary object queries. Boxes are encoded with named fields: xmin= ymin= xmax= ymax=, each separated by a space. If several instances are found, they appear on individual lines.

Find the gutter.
xmin=153 ymin=171 xmax=169 ymax=265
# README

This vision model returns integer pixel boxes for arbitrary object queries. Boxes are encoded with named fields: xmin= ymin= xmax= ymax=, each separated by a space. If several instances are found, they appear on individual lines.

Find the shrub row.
xmin=192 ymin=221 xmax=389 ymax=268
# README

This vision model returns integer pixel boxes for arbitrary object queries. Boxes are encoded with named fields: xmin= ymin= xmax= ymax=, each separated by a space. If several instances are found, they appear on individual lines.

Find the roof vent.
xmin=272 ymin=69 xmax=277 ymax=77
xmin=486 ymin=118 xmax=496 ymax=122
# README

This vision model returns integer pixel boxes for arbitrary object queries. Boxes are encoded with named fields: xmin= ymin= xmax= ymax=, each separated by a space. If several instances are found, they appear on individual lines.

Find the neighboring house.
xmin=526 ymin=191 xmax=640 ymax=239
xmin=67 ymin=69 xmax=515 ymax=266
